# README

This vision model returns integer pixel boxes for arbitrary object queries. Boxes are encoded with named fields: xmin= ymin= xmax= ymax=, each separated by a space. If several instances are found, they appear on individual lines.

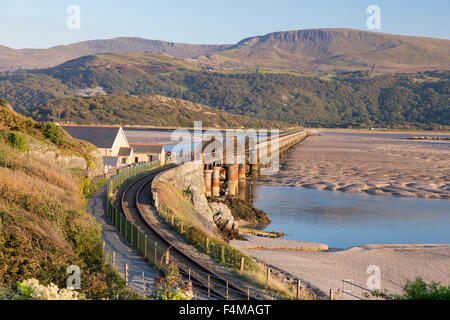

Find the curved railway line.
xmin=119 ymin=169 xmax=258 ymax=300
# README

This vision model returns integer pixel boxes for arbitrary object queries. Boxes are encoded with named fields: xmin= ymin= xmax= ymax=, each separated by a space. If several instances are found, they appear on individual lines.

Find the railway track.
xmin=119 ymin=169 xmax=257 ymax=300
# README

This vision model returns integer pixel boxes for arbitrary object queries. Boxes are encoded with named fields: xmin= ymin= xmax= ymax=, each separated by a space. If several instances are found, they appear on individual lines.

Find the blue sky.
xmin=1 ymin=0 xmax=449 ymax=49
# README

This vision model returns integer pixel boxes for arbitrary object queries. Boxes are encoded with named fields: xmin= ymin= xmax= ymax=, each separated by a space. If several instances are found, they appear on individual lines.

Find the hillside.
xmin=28 ymin=94 xmax=285 ymax=128
xmin=1 ymin=50 xmax=447 ymax=130
xmin=202 ymin=28 xmax=450 ymax=74
xmin=0 ymin=37 xmax=231 ymax=72
xmin=0 ymin=100 xmax=131 ymax=299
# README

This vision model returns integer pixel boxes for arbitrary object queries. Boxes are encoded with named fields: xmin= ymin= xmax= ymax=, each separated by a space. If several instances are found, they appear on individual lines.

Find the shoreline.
xmin=318 ymin=128 xmax=450 ymax=135
xmin=228 ymin=130 xmax=450 ymax=298
xmin=241 ymin=244 xmax=450 ymax=298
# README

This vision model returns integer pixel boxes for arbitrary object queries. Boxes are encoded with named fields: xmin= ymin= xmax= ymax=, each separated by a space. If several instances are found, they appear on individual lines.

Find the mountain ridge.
xmin=207 ymin=28 xmax=450 ymax=73
xmin=1 ymin=28 xmax=449 ymax=73
xmin=0 ymin=37 xmax=232 ymax=72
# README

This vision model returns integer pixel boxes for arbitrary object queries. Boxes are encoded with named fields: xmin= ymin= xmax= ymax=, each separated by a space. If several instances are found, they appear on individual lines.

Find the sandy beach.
xmin=259 ymin=131 xmax=450 ymax=199
xmin=243 ymin=244 xmax=450 ymax=299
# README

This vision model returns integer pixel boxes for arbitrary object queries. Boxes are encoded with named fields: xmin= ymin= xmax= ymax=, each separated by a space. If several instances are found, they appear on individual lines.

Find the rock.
xmin=209 ymin=202 xmax=240 ymax=238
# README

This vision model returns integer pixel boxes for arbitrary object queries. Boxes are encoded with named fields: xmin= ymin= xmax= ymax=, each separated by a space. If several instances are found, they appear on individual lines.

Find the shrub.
xmin=150 ymin=262 xmax=193 ymax=300
xmin=16 ymin=278 xmax=84 ymax=300
xmin=42 ymin=122 xmax=65 ymax=146
xmin=371 ymin=277 xmax=450 ymax=300
xmin=7 ymin=132 xmax=28 ymax=151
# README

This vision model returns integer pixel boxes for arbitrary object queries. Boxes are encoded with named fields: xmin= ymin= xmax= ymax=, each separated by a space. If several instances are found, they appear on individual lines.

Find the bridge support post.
xmin=204 ymin=169 xmax=213 ymax=197
xmin=238 ymin=163 xmax=246 ymax=182
xmin=238 ymin=181 xmax=246 ymax=200
xmin=250 ymin=163 xmax=259 ymax=178
xmin=212 ymin=166 xmax=221 ymax=197
xmin=226 ymin=164 xmax=238 ymax=197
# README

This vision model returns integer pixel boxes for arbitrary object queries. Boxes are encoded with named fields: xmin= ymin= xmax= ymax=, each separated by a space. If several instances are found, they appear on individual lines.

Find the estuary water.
xmin=252 ymin=185 xmax=450 ymax=249
xmin=251 ymin=131 xmax=450 ymax=249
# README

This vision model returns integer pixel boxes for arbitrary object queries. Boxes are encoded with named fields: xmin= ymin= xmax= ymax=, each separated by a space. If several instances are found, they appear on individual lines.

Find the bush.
xmin=371 ymin=277 xmax=450 ymax=300
xmin=7 ymin=132 xmax=28 ymax=151
xmin=42 ymin=122 xmax=65 ymax=146
xmin=150 ymin=262 xmax=193 ymax=300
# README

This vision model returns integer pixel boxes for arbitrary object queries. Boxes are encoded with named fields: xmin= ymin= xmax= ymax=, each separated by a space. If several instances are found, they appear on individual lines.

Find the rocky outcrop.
xmin=27 ymin=150 xmax=87 ymax=169
xmin=209 ymin=202 xmax=240 ymax=239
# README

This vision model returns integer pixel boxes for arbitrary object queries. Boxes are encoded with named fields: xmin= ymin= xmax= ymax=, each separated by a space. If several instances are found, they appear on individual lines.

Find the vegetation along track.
xmin=120 ymin=169 xmax=256 ymax=300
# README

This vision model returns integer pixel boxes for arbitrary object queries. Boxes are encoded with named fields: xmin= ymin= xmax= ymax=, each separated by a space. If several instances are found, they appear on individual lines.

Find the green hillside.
xmin=1 ymin=51 xmax=449 ymax=130
xmin=28 ymin=94 xmax=285 ymax=128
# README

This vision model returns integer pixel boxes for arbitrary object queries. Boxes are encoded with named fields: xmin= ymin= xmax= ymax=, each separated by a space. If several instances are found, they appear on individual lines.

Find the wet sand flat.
xmin=259 ymin=131 xmax=450 ymax=199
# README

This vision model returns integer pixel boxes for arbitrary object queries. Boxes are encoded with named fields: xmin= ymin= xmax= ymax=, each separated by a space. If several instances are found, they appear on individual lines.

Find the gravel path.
xmin=87 ymin=185 xmax=160 ymax=294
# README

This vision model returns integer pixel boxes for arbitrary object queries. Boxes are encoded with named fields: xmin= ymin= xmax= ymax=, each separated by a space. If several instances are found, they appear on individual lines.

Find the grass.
xmin=0 ymin=104 xmax=135 ymax=299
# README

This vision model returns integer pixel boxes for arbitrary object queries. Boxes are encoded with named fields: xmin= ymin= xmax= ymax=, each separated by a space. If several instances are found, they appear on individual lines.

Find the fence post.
xmin=220 ymin=246 xmax=225 ymax=264
xmin=226 ymin=282 xmax=229 ymax=300
xmin=266 ymin=267 xmax=271 ymax=288
xmin=142 ymin=271 xmax=145 ymax=294
xmin=240 ymin=257 xmax=245 ymax=272
xmin=144 ymin=234 xmax=148 ymax=258
xmin=329 ymin=289 xmax=334 ymax=300
xmin=124 ymin=264 xmax=128 ymax=286
xmin=208 ymin=274 xmax=211 ymax=299
xmin=206 ymin=238 xmax=210 ymax=254
xmin=112 ymin=251 xmax=115 ymax=267
xmin=136 ymin=231 xmax=139 ymax=252
xmin=296 ymin=280 xmax=301 ymax=299
xmin=165 ymin=249 xmax=170 ymax=265
xmin=154 ymin=242 xmax=158 ymax=266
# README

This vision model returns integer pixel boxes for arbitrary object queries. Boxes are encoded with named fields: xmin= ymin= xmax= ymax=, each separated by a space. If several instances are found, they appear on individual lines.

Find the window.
xmin=121 ymin=158 xmax=126 ymax=164
xmin=148 ymin=155 xmax=153 ymax=162
xmin=135 ymin=157 xmax=139 ymax=163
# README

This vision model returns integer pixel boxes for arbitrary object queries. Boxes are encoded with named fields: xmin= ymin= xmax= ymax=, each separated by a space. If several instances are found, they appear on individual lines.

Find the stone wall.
xmin=152 ymin=160 xmax=220 ymax=237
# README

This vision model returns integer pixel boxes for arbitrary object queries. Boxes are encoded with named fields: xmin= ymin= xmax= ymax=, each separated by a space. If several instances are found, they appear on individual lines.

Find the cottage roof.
xmin=60 ymin=125 xmax=122 ymax=149
xmin=118 ymin=147 xmax=133 ymax=157
xmin=103 ymin=156 xmax=118 ymax=167
xmin=130 ymin=143 xmax=164 ymax=154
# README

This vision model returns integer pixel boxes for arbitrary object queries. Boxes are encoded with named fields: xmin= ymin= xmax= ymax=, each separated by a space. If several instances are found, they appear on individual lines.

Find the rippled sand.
xmin=259 ymin=131 xmax=450 ymax=200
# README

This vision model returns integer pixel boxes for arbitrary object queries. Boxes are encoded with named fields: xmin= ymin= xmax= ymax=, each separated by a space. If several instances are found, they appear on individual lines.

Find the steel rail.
xmin=120 ymin=169 xmax=256 ymax=300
